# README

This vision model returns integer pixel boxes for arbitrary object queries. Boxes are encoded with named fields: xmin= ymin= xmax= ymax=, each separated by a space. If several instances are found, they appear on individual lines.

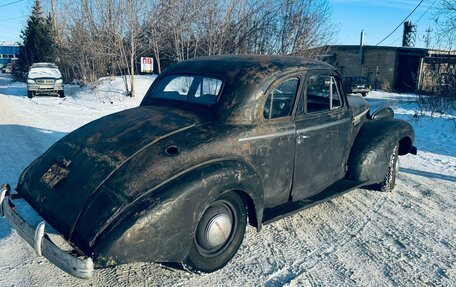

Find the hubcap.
xmin=195 ymin=200 xmax=238 ymax=257
xmin=205 ymin=214 xmax=232 ymax=247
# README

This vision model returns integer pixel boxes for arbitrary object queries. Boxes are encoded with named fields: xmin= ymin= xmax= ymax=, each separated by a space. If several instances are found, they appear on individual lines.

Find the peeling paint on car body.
xmin=14 ymin=55 xmax=416 ymax=272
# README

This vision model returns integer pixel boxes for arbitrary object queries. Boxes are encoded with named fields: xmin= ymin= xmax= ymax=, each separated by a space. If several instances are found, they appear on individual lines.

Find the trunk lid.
xmin=17 ymin=106 xmax=197 ymax=239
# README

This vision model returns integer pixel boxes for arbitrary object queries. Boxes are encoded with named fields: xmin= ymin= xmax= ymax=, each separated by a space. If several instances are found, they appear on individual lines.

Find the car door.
xmin=291 ymin=70 xmax=351 ymax=201
xmin=243 ymin=77 xmax=301 ymax=208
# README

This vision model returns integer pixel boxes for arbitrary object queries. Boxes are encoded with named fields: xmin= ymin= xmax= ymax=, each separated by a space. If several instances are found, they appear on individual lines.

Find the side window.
xmin=264 ymin=78 xmax=299 ymax=119
xmin=304 ymin=74 xmax=342 ymax=113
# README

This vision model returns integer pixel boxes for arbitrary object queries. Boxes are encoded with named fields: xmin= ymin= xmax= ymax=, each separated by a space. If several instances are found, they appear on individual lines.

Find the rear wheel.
xmin=376 ymin=144 xmax=399 ymax=192
xmin=183 ymin=192 xmax=247 ymax=273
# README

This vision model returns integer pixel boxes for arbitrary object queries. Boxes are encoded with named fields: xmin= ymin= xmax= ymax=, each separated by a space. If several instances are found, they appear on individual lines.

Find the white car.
xmin=2 ymin=62 xmax=12 ymax=74
xmin=27 ymin=63 xmax=64 ymax=98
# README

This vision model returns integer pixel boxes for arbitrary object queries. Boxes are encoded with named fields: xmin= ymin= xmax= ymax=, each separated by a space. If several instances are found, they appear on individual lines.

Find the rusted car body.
xmin=1 ymin=55 xmax=416 ymax=278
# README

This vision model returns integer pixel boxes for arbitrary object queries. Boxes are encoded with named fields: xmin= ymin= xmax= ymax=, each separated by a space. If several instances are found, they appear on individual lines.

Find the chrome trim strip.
xmin=238 ymin=130 xmax=295 ymax=142
xmin=239 ymin=118 xmax=351 ymax=142
xmin=352 ymin=109 xmax=369 ymax=125
xmin=296 ymin=118 xmax=350 ymax=134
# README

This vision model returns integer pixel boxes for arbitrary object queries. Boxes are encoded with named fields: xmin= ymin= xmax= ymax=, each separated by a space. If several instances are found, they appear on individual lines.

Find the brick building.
xmin=318 ymin=45 xmax=456 ymax=93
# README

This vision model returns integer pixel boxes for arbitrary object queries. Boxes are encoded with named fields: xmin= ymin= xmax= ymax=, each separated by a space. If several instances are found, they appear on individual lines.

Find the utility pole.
xmin=425 ymin=27 xmax=433 ymax=48
xmin=359 ymin=30 xmax=365 ymax=65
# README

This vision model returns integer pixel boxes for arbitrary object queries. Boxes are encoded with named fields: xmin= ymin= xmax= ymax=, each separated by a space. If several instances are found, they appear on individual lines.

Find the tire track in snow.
xmin=294 ymin=172 xmax=456 ymax=287
xmin=263 ymin=192 xmax=387 ymax=286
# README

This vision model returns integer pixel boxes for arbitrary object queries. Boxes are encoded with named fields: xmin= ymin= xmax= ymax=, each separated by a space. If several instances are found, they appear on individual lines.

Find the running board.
xmin=263 ymin=179 xmax=366 ymax=225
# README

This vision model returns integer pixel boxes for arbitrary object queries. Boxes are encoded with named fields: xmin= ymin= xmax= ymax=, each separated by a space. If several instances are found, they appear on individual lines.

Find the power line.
xmin=376 ymin=0 xmax=425 ymax=46
xmin=0 ymin=0 xmax=24 ymax=8
xmin=386 ymin=10 xmax=434 ymax=47
xmin=414 ymin=0 xmax=437 ymax=24
xmin=387 ymin=35 xmax=403 ymax=46
xmin=0 ymin=16 xmax=23 ymax=22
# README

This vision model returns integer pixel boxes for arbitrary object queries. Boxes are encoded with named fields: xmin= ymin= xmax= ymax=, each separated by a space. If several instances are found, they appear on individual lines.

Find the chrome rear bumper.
xmin=0 ymin=184 xmax=94 ymax=279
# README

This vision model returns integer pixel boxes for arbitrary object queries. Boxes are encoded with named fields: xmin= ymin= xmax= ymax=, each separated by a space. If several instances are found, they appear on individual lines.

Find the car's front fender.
xmin=346 ymin=118 xmax=415 ymax=184
xmin=91 ymin=159 xmax=263 ymax=267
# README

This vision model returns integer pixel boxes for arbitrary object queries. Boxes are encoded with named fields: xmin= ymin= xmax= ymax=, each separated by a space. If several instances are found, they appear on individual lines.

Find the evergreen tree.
xmin=16 ymin=0 xmax=56 ymax=74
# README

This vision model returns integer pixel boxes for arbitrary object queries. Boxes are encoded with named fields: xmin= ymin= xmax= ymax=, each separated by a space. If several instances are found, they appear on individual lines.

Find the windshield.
xmin=145 ymin=74 xmax=223 ymax=106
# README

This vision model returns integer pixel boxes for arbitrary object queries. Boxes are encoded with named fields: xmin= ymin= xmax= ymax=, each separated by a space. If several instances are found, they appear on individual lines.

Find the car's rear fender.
xmin=92 ymin=159 xmax=263 ymax=267
xmin=346 ymin=118 xmax=415 ymax=183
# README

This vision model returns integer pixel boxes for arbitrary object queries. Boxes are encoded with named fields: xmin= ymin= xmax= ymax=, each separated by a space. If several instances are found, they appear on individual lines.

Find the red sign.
xmin=142 ymin=57 xmax=153 ymax=64
xmin=141 ymin=57 xmax=154 ymax=73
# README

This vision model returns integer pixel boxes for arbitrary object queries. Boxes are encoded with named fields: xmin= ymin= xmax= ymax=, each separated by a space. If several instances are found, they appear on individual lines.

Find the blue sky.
xmin=331 ymin=0 xmax=437 ymax=47
xmin=1 ymin=0 xmax=437 ymax=48
xmin=0 ymin=0 xmax=31 ymax=41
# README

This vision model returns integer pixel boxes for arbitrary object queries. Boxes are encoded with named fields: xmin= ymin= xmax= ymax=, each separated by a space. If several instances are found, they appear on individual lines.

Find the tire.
xmin=27 ymin=91 xmax=34 ymax=98
xmin=361 ymin=92 xmax=367 ymax=97
xmin=58 ymin=90 xmax=65 ymax=98
xmin=377 ymin=144 xmax=399 ymax=192
xmin=183 ymin=192 xmax=247 ymax=273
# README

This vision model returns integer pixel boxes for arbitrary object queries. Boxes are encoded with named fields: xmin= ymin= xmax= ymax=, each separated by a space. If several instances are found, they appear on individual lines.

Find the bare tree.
xmin=434 ymin=0 xmax=456 ymax=50
xmin=415 ymin=1 xmax=456 ymax=117
xmin=46 ymin=0 xmax=335 ymax=95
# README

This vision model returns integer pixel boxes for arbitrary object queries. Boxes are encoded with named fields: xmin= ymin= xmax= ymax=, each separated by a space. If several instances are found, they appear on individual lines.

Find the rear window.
xmin=147 ymin=75 xmax=223 ymax=106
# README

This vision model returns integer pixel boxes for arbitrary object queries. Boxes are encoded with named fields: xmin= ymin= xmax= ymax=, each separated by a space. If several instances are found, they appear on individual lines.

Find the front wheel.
xmin=27 ymin=91 xmax=34 ymax=98
xmin=183 ymin=192 xmax=247 ymax=273
xmin=361 ymin=92 xmax=367 ymax=97
xmin=58 ymin=90 xmax=65 ymax=98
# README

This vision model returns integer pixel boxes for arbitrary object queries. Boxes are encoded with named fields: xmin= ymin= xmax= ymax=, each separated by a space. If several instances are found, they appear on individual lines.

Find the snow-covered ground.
xmin=0 ymin=74 xmax=454 ymax=286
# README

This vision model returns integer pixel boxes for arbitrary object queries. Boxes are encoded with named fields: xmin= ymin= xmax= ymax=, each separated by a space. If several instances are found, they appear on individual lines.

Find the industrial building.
xmin=319 ymin=44 xmax=456 ymax=93
xmin=0 ymin=41 xmax=20 ymax=70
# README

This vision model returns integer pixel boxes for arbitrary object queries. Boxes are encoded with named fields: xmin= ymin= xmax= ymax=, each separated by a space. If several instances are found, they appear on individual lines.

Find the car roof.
xmin=31 ymin=62 xmax=58 ymax=68
xmin=164 ymin=55 xmax=333 ymax=78
xmin=159 ymin=55 xmax=335 ymax=123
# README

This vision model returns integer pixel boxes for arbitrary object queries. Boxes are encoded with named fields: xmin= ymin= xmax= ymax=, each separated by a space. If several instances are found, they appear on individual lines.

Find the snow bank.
xmin=0 ymin=74 xmax=156 ymax=134
xmin=68 ymin=74 xmax=156 ymax=106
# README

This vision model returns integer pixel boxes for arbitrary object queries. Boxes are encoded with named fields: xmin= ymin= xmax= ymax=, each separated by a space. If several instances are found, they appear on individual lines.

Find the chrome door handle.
xmin=296 ymin=134 xmax=309 ymax=144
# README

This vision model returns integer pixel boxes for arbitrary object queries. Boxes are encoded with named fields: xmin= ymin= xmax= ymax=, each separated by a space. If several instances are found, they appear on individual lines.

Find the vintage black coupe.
xmin=1 ymin=55 xmax=416 ymax=279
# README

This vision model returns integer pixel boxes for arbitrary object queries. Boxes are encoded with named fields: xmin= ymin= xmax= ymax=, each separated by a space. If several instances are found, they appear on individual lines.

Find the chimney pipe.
xmin=360 ymin=30 xmax=365 ymax=65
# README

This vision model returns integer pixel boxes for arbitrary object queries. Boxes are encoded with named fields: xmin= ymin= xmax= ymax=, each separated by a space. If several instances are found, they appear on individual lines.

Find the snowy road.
xmin=0 ymin=74 xmax=455 ymax=286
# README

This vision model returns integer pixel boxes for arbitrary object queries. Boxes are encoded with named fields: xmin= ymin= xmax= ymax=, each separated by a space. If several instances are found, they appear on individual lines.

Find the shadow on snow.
xmin=400 ymin=167 xmax=456 ymax=183
xmin=0 ymin=124 xmax=67 ymax=240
